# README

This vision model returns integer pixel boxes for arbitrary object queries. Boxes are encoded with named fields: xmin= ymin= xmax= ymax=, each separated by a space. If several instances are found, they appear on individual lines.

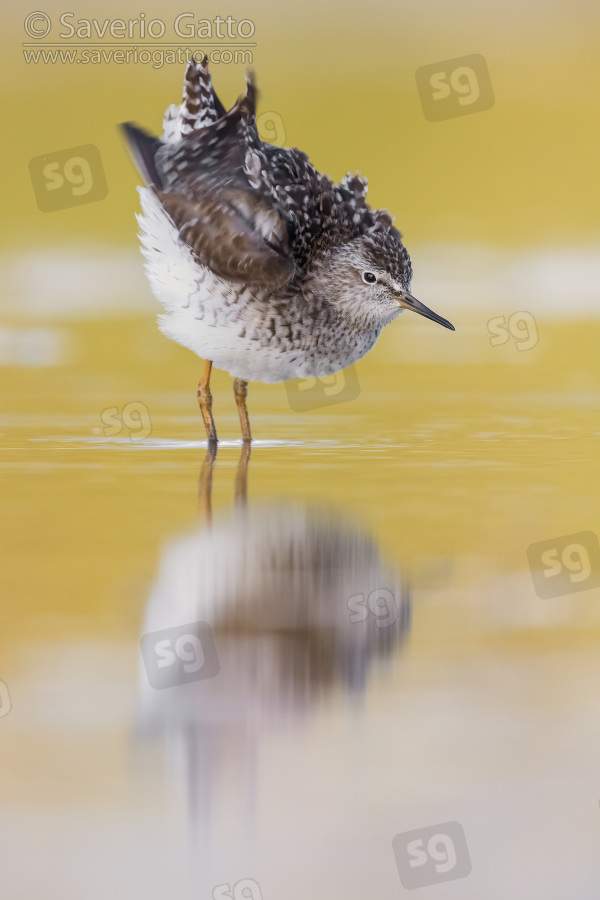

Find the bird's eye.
xmin=362 ymin=272 xmax=377 ymax=284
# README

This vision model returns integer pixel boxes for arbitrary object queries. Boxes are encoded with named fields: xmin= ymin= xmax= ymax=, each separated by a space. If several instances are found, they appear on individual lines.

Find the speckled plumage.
xmin=122 ymin=59 xmax=453 ymax=437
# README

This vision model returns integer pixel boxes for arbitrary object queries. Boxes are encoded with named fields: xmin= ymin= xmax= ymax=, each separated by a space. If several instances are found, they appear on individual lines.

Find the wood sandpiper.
xmin=122 ymin=58 xmax=455 ymax=444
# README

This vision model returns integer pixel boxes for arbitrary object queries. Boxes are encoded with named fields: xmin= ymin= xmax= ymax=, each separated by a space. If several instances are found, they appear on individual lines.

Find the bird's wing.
xmin=124 ymin=74 xmax=296 ymax=289
xmin=157 ymin=185 xmax=294 ymax=289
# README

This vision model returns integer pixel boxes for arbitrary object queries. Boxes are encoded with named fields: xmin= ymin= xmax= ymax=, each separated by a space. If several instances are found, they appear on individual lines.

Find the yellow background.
xmin=2 ymin=1 xmax=600 ymax=896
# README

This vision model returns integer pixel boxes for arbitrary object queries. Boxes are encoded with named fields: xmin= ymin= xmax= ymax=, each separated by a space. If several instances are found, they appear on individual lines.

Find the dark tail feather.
xmin=120 ymin=122 xmax=163 ymax=188
xmin=238 ymin=71 xmax=257 ymax=119
xmin=180 ymin=56 xmax=228 ymax=132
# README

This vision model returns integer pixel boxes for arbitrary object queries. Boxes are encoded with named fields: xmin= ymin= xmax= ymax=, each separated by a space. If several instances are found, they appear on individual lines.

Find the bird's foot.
xmin=197 ymin=388 xmax=218 ymax=443
xmin=197 ymin=361 xmax=218 ymax=443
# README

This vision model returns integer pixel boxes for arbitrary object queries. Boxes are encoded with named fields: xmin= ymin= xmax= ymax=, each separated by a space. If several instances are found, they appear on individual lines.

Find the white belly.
xmin=136 ymin=187 xmax=379 ymax=383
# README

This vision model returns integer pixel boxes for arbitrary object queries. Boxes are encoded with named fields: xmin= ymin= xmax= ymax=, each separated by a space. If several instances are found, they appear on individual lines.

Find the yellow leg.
xmin=197 ymin=360 xmax=217 ymax=443
xmin=233 ymin=378 xmax=252 ymax=443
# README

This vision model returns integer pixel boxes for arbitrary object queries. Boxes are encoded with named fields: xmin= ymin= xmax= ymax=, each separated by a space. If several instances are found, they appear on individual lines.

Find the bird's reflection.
xmin=139 ymin=446 xmax=411 ymax=885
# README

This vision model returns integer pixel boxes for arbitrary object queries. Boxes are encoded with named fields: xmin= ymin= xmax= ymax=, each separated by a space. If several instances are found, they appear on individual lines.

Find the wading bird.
xmin=122 ymin=58 xmax=454 ymax=443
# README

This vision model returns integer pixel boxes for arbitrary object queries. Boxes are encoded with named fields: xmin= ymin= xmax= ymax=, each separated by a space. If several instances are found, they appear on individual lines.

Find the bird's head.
xmin=306 ymin=231 xmax=454 ymax=331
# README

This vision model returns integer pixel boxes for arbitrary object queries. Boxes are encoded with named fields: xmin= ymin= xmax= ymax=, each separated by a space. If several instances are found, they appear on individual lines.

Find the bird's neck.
xmin=331 ymin=295 xmax=400 ymax=334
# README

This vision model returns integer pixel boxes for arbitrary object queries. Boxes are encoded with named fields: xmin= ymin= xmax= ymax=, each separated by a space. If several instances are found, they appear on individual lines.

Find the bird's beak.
xmin=396 ymin=292 xmax=455 ymax=331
